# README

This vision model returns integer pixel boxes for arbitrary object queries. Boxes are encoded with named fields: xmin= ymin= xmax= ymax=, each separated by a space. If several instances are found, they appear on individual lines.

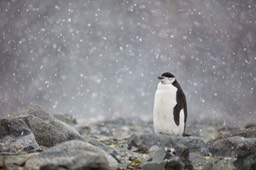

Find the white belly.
xmin=153 ymin=83 xmax=184 ymax=136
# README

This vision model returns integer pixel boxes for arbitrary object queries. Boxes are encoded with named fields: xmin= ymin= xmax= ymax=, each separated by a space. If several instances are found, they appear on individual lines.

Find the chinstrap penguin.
xmin=153 ymin=72 xmax=187 ymax=136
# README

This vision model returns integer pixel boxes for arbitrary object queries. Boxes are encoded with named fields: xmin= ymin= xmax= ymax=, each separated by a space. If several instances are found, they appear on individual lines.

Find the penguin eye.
xmin=169 ymin=77 xmax=175 ymax=81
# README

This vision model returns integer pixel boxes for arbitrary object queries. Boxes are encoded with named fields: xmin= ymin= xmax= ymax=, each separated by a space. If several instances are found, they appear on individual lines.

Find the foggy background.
xmin=1 ymin=0 xmax=256 ymax=126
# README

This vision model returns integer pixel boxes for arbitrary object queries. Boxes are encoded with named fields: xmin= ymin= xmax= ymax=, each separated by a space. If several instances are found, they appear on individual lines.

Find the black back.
xmin=172 ymin=79 xmax=187 ymax=128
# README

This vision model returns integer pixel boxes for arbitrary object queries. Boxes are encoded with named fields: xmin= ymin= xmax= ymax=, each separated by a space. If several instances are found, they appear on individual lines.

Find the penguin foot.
xmin=182 ymin=133 xmax=191 ymax=137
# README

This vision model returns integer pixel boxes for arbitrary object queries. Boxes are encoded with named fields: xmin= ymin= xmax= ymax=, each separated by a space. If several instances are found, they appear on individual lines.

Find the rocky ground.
xmin=1 ymin=105 xmax=256 ymax=170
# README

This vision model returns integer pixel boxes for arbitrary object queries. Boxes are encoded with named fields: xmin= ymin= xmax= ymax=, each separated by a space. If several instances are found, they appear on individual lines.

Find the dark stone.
xmin=78 ymin=126 xmax=91 ymax=135
xmin=40 ymin=162 xmax=110 ymax=170
xmin=19 ymin=105 xmax=83 ymax=147
xmin=40 ymin=164 xmax=68 ymax=170
xmin=0 ymin=118 xmax=41 ymax=154
xmin=209 ymin=136 xmax=256 ymax=157
xmin=0 ymin=155 xmax=4 ymax=167
xmin=234 ymin=153 xmax=256 ymax=170
xmin=244 ymin=122 xmax=256 ymax=129
xmin=177 ymin=148 xmax=194 ymax=170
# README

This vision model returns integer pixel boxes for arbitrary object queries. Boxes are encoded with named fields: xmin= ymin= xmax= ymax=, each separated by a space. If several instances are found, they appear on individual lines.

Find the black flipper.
xmin=173 ymin=103 xmax=181 ymax=126
xmin=173 ymin=80 xmax=187 ymax=127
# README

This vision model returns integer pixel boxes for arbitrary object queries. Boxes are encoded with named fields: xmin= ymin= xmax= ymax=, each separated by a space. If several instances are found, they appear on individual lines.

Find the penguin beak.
xmin=158 ymin=76 xmax=164 ymax=80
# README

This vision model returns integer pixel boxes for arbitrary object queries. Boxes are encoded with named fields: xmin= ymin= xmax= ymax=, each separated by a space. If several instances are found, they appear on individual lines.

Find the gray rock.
xmin=86 ymin=137 xmax=121 ymax=163
xmin=127 ymin=133 xmax=161 ymax=152
xmin=0 ymin=118 xmax=41 ymax=154
xmin=4 ymin=163 xmax=23 ymax=170
xmin=127 ymin=133 xmax=209 ymax=155
xmin=25 ymin=140 xmax=118 ymax=170
xmin=1 ymin=154 xmax=35 ymax=170
xmin=215 ymin=127 xmax=256 ymax=139
xmin=4 ymin=153 xmax=39 ymax=166
xmin=161 ymin=135 xmax=210 ymax=156
xmin=141 ymin=148 xmax=193 ymax=170
xmin=164 ymin=158 xmax=185 ymax=170
xmin=202 ymin=157 xmax=235 ymax=170
xmin=209 ymin=136 xmax=256 ymax=156
xmin=189 ymin=153 xmax=206 ymax=169
xmin=0 ymin=155 xmax=4 ymax=168
xmin=19 ymin=105 xmax=83 ymax=147
xmin=234 ymin=127 xmax=256 ymax=138
xmin=234 ymin=153 xmax=256 ymax=170
xmin=148 ymin=145 xmax=173 ymax=161
xmin=140 ymin=161 xmax=167 ymax=170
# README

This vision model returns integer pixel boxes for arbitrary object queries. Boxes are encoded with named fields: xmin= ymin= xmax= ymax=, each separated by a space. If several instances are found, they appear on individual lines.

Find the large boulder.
xmin=127 ymin=133 xmax=209 ymax=155
xmin=25 ymin=140 xmax=118 ymax=170
xmin=19 ymin=105 xmax=83 ymax=147
xmin=0 ymin=118 xmax=41 ymax=154
xmin=209 ymin=136 xmax=256 ymax=157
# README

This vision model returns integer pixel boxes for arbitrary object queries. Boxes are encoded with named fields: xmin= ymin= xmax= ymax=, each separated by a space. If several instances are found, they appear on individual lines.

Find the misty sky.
xmin=1 ymin=0 xmax=256 ymax=126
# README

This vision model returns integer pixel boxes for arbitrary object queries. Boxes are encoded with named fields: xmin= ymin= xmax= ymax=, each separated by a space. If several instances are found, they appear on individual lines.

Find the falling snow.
xmin=0 ymin=0 xmax=256 ymax=124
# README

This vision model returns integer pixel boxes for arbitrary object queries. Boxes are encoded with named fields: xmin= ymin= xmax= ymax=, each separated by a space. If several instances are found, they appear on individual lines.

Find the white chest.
xmin=153 ymin=83 xmax=184 ymax=135
xmin=155 ymin=83 xmax=177 ymax=107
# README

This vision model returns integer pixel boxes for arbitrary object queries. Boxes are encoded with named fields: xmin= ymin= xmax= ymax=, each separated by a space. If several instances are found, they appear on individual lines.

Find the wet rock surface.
xmin=202 ymin=157 xmax=235 ymax=170
xmin=209 ymin=136 xmax=256 ymax=157
xmin=127 ymin=133 xmax=210 ymax=155
xmin=234 ymin=153 xmax=256 ymax=170
xmin=19 ymin=105 xmax=83 ymax=147
xmin=25 ymin=140 xmax=118 ymax=170
xmin=1 ymin=105 xmax=256 ymax=169
xmin=0 ymin=118 xmax=41 ymax=154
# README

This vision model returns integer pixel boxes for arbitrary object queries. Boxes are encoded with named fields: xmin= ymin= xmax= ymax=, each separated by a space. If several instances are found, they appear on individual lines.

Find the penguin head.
xmin=158 ymin=72 xmax=176 ymax=84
